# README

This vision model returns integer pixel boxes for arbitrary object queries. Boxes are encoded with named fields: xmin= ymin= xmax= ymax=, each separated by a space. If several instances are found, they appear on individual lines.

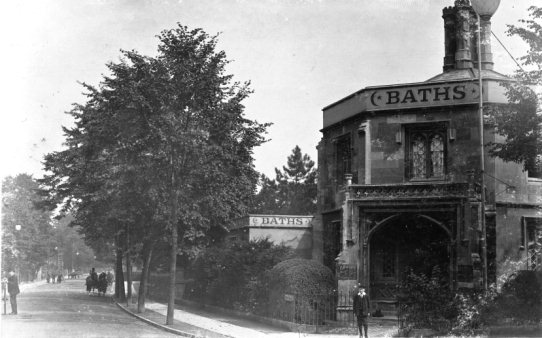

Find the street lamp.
xmin=14 ymin=225 xmax=22 ymax=281
xmin=470 ymin=0 xmax=501 ymax=290
xmin=470 ymin=0 xmax=500 ymax=16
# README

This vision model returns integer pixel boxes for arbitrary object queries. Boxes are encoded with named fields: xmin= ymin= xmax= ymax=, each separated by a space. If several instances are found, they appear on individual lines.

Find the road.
xmin=0 ymin=278 xmax=178 ymax=338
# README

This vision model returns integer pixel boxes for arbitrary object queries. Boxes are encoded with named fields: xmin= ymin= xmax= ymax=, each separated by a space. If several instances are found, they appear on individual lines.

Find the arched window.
xmin=407 ymin=124 xmax=447 ymax=180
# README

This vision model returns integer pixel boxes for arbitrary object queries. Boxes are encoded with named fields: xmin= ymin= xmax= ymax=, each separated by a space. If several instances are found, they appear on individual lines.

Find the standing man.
xmin=7 ymin=271 xmax=20 ymax=315
xmin=353 ymin=284 xmax=370 ymax=338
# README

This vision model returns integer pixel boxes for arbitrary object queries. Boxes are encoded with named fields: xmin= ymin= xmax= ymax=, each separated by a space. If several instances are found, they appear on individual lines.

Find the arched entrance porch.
xmin=367 ymin=213 xmax=452 ymax=303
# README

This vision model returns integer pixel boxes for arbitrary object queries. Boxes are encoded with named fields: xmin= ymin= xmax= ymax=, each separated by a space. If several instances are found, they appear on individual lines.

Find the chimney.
xmin=442 ymin=6 xmax=457 ymax=72
xmin=454 ymin=0 xmax=474 ymax=69
xmin=441 ymin=0 xmax=495 ymax=71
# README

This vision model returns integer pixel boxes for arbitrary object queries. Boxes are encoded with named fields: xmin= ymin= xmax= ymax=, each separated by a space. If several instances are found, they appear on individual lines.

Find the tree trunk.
xmin=166 ymin=150 xmax=179 ymax=325
xmin=126 ymin=229 xmax=132 ymax=307
xmin=166 ymin=211 xmax=178 ymax=324
xmin=137 ymin=240 xmax=154 ymax=313
xmin=115 ymin=232 xmax=126 ymax=301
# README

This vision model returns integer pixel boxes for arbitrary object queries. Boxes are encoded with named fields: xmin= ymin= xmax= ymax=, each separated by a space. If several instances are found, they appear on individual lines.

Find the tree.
xmin=252 ymin=146 xmax=317 ymax=215
xmin=2 ymin=174 xmax=55 ymax=281
xmin=40 ymin=24 xmax=269 ymax=323
xmin=487 ymin=6 xmax=542 ymax=177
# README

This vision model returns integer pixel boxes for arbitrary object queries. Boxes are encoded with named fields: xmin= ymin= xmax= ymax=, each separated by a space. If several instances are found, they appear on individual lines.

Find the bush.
xmin=501 ymin=270 xmax=541 ymax=306
xmin=449 ymin=287 xmax=497 ymax=336
xmin=267 ymin=258 xmax=335 ymax=295
xmin=186 ymin=238 xmax=293 ymax=314
xmin=266 ymin=258 xmax=334 ymax=323
xmin=398 ymin=267 xmax=457 ymax=333
xmin=495 ymin=270 xmax=542 ymax=324
xmin=399 ymin=268 xmax=542 ymax=336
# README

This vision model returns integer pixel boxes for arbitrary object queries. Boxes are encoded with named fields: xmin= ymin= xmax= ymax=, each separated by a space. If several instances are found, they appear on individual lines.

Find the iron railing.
xmin=269 ymin=291 xmax=338 ymax=326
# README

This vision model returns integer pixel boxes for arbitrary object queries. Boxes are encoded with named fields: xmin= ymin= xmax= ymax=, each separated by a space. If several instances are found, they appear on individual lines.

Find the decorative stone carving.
xmin=454 ymin=0 xmax=470 ymax=7
xmin=350 ymin=183 xmax=478 ymax=200
xmin=337 ymin=264 xmax=357 ymax=280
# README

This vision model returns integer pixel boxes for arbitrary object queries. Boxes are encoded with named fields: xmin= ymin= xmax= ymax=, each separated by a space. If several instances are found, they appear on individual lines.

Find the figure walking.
xmin=86 ymin=268 xmax=98 ymax=295
xmin=7 ymin=271 xmax=20 ymax=315
xmin=353 ymin=284 xmax=370 ymax=338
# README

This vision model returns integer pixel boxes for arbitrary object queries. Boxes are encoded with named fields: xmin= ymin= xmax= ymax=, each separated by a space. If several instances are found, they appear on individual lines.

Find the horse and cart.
xmin=86 ymin=271 xmax=108 ymax=296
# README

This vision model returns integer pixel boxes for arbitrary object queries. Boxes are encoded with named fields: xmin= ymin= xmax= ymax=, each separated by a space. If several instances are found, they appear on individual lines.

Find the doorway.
xmin=369 ymin=213 xmax=451 ymax=301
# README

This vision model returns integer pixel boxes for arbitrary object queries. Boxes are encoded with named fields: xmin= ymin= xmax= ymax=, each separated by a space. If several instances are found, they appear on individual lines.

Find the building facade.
xmin=312 ymin=0 xmax=542 ymax=320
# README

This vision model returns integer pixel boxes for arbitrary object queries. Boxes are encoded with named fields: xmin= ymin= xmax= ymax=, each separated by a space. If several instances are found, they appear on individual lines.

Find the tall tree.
xmin=40 ymin=24 xmax=269 ymax=323
xmin=487 ymin=6 xmax=542 ymax=176
xmin=2 ymin=174 xmax=55 ymax=281
xmin=252 ymin=146 xmax=317 ymax=215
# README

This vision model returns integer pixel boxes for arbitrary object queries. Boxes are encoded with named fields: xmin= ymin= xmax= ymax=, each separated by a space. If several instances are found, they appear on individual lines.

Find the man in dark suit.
xmin=7 ymin=271 xmax=20 ymax=315
xmin=353 ymin=284 xmax=370 ymax=338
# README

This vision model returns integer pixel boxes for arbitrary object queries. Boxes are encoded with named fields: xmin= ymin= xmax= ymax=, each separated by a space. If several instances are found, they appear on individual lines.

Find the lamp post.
xmin=14 ymin=225 xmax=22 ymax=282
xmin=470 ymin=0 xmax=500 ymax=289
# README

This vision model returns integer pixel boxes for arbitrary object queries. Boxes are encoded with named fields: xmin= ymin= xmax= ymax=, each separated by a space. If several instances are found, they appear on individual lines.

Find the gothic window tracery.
xmin=406 ymin=124 xmax=447 ymax=180
xmin=336 ymin=135 xmax=352 ymax=185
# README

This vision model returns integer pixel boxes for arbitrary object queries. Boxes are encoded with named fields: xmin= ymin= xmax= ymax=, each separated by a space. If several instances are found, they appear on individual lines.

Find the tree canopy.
xmin=2 ymin=174 xmax=55 ymax=280
xmin=39 ymin=24 xmax=270 ymax=318
xmin=488 ymin=6 xmax=542 ymax=177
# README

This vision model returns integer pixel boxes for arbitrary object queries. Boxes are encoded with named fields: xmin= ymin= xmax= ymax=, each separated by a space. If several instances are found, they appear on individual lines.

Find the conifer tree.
xmin=253 ymin=146 xmax=317 ymax=215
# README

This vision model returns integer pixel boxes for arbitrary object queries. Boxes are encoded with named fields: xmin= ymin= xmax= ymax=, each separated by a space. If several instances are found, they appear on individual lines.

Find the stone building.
xmin=312 ymin=0 xmax=542 ymax=320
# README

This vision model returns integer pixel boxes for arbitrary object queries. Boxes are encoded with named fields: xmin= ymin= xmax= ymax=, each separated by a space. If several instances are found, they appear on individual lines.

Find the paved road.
xmin=0 ymin=279 xmax=178 ymax=338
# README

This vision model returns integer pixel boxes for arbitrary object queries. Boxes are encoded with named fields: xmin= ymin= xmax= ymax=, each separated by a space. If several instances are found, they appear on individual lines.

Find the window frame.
xmin=405 ymin=122 xmax=448 ymax=181
xmin=335 ymin=134 xmax=352 ymax=185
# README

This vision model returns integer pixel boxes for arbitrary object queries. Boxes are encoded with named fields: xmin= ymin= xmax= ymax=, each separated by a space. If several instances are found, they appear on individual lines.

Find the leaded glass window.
xmin=407 ymin=124 xmax=447 ymax=180
xmin=336 ymin=135 xmax=351 ymax=185
xmin=412 ymin=134 xmax=427 ymax=179
xmin=430 ymin=134 xmax=444 ymax=177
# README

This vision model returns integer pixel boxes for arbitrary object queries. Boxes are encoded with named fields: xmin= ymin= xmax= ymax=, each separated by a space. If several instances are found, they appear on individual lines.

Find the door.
xmin=370 ymin=239 xmax=398 ymax=300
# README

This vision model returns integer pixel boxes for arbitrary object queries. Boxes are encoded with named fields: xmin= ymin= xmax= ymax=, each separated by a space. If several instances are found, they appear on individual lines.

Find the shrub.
xmin=399 ymin=268 xmax=542 ymax=336
xmin=449 ymin=287 xmax=497 ymax=336
xmin=501 ymin=270 xmax=541 ymax=307
xmin=266 ymin=258 xmax=334 ymax=324
xmin=496 ymin=270 xmax=542 ymax=324
xmin=398 ymin=267 xmax=456 ymax=333
xmin=186 ymin=238 xmax=293 ymax=313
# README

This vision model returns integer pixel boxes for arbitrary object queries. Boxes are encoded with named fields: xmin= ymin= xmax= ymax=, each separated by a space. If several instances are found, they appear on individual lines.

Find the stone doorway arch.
xmin=367 ymin=213 xmax=452 ymax=303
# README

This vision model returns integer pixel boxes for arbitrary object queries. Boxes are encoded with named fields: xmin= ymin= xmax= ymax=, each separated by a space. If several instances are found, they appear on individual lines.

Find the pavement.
xmin=116 ymin=297 xmax=400 ymax=338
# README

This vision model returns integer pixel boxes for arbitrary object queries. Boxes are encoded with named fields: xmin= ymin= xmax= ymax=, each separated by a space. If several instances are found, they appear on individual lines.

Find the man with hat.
xmin=353 ymin=283 xmax=370 ymax=338
xmin=7 ymin=271 xmax=20 ymax=315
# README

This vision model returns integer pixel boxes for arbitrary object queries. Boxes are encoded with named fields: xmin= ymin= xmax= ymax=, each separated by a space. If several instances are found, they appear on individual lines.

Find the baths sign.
xmin=367 ymin=82 xmax=480 ymax=110
xmin=250 ymin=215 xmax=312 ymax=227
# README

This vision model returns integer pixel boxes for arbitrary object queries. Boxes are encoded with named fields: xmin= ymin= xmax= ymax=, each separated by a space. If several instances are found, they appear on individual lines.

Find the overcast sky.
xmin=0 ymin=0 xmax=532 ymax=181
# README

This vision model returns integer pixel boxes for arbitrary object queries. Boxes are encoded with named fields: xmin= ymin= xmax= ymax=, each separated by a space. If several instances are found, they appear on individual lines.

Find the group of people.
xmin=85 ymin=268 xmax=113 ymax=296
xmin=46 ymin=273 xmax=63 ymax=284
xmin=2 ymin=267 xmax=115 ymax=316
xmin=2 ymin=271 xmax=20 ymax=315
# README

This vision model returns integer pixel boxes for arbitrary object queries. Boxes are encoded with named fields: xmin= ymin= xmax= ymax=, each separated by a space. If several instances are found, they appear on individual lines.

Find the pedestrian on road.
xmin=106 ymin=271 xmax=114 ymax=287
xmin=7 ymin=271 xmax=20 ymax=315
xmin=353 ymin=284 xmax=370 ymax=338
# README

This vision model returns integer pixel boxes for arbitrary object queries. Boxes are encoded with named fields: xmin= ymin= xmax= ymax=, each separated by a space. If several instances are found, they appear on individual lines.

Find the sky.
xmin=0 ymin=0 xmax=533 ymax=181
